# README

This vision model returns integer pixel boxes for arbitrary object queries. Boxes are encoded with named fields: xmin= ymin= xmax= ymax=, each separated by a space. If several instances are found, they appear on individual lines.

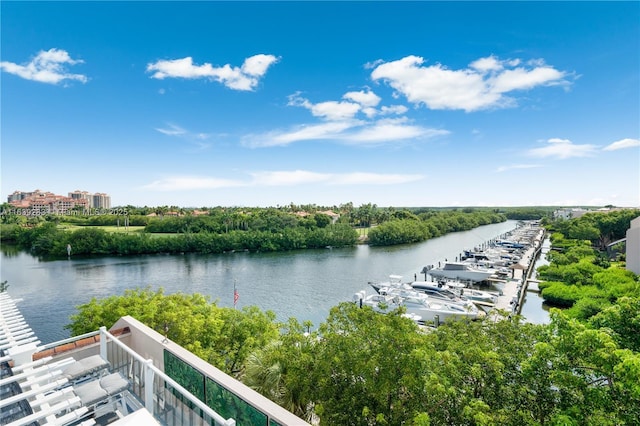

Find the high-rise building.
xmin=68 ymin=190 xmax=93 ymax=206
xmin=92 ymin=192 xmax=111 ymax=209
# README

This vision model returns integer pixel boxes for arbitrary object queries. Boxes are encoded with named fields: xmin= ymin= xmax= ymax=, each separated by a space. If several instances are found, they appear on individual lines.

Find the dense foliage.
xmin=67 ymin=288 xmax=279 ymax=378
xmin=537 ymin=210 xmax=640 ymax=320
xmin=367 ymin=210 xmax=506 ymax=246
xmin=548 ymin=208 xmax=640 ymax=250
xmin=1 ymin=221 xmax=358 ymax=257
xmin=0 ymin=204 xmax=511 ymax=256
xmin=67 ymin=285 xmax=640 ymax=425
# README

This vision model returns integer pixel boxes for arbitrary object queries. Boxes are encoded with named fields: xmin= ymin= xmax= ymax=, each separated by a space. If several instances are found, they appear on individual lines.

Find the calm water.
xmin=518 ymin=237 xmax=552 ymax=324
xmin=1 ymin=220 xmax=547 ymax=343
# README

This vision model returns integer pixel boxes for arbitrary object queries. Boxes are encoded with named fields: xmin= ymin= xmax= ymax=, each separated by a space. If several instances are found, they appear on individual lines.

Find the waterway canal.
xmin=1 ymin=220 xmax=549 ymax=343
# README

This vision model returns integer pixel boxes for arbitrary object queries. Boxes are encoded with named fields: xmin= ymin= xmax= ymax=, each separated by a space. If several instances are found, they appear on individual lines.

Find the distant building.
xmin=626 ymin=216 xmax=640 ymax=274
xmin=7 ymin=189 xmax=110 ymax=213
xmin=69 ymin=190 xmax=93 ymax=205
xmin=319 ymin=210 xmax=340 ymax=224
xmin=92 ymin=192 xmax=111 ymax=209
xmin=553 ymin=208 xmax=589 ymax=220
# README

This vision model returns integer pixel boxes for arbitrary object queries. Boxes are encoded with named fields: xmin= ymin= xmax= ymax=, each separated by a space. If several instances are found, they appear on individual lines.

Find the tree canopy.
xmin=67 ymin=285 xmax=640 ymax=425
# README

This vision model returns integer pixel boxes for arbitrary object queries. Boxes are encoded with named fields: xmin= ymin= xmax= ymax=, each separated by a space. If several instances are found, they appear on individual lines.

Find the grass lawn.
xmin=58 ymin=224 xmax=182 ymax=237
xmin=58 ymin=224 xmax=146 ymax=233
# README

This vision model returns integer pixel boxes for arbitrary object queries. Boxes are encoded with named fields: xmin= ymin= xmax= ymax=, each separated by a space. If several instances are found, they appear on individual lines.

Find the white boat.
xmin=459 ymin=287 xmax=498 ymax=305
xmin=370 ymin=276 xmax=468 ymax=305
xmin=411 ymin=281 xmax=496 ymax=306
xmin=368 ymin=275 xmax=412 ymax=295
xmin=427 ymin=262 xmax=495 ymax=283
xmin=353 ymin=289 xmax=480 ymax=324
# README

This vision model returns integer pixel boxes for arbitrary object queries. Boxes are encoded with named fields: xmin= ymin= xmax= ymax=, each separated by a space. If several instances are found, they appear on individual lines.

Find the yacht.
xmin=427 ymin=261 xmax=495 ymax=283
xmin=353 ymin=289 xmax=480 ymax=324
xmin=411 ymin=281 xmax=497 ymax=306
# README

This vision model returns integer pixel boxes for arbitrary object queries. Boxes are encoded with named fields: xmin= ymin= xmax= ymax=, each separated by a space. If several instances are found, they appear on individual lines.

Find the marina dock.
xmin=419 ymin=221 xmax=547 ymax=321
xmin=491 ymin=226 xmax=545 ymax=317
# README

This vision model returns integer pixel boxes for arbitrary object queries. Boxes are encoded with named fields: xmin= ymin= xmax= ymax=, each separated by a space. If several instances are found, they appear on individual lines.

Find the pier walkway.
xmin=491 ymin=227 xmax=545 ymax=318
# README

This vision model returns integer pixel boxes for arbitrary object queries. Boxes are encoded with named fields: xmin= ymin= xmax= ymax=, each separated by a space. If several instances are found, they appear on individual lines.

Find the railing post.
xmin=144 ymin=359 xmax=155 ymax=415
xmin=99 ymin=326 xmax=107 ymax=360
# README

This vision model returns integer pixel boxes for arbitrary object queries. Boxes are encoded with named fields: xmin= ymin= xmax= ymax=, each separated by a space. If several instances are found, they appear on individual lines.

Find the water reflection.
xmin=0 ymin=243 xmax=21 ymax=257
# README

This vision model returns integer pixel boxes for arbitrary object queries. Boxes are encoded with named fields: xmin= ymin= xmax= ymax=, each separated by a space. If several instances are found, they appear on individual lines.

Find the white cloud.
xmin=249 ymin=170 xmax=332 ymax=186
xmin=156 ymin=124 xmax=187 ymax=136
xmin=142 ymin=176 xmax=245 ymax=191
xmin=288 ymin=93 xmax=361 ymax=121
xmin=0 ymin=48 xmax=87 ymax=85
xmin=243 ymin=118 xmax=447 ymax=148
xmin=527 ymin=138 xmax=598 ymax=159
xmin=252 ymin=171 xmax=425 ymax=186
xmin=380 ymin=105 xmax=408 ymax=115
xmin=243 ymin=121 xmax=359 ymax=148
xmin=602 ymin=138 xmax=640 ymax=151
xmin=343 ymin=89 xmax=381 ymax=107
xmin=495 ymin=164 xmax=543 ymax=173
xmin=268 ymin=91 xmax=447 ymax=148
xmin=470 ymin=55 xmax=503 ymax=73
xmin=327 ymin=172 xmax=424 ymax=185
xmin=491 ymin=66 xmax=566 ymax=93
xmin=241 ymin=54 xmax=278 ymax=76
xmin=341 ymin=118 xmax=449 ymax=145
xmin=310 ymin=100 xmax=362 ymax=121
xmin=142 ymin=170 xmax=425 ymax=191
xmin=370 ymin=55 xmax=569 ymax=111
xmin=155 ymin=123 xmax=212 ymax=150
xmin=146 ymin=54 xmax=279 ymax=91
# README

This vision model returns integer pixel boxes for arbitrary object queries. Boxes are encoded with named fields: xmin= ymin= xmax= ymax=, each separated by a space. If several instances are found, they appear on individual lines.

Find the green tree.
xmin=590 ymin=297 xmax=640 ymax=352
xmin=307 ymin=302 xmax=429 ymax=425
xmin=66 ymin=288 xmax=280 ymax=377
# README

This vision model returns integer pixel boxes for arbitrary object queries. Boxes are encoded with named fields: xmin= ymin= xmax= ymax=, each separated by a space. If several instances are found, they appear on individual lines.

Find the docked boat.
xmin=427 ymin=261 xmax=495 ymax=283
xmin=370 ymin=276 xmax=479 ymax=310
xmin=411 ymin=281 xmax=497 ymax=306
xmin=353 ymin=290 xmax=480 ymax=324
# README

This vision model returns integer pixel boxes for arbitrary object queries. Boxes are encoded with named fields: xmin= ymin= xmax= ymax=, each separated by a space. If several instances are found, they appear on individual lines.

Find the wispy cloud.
xmin=250 ymin=170 xmax=424 ymax=186
xmin=602 ymin=138 xmax=640 ymax=151
xmin=142 ymin=176 xmax=245 ymax=191
xmin=249 ymin=170 xmax=332 ymax=186
xmin=340 ymin=118 xmax=446 ymax=144
xmin=142 ymin=170 xmax=425 ymax=191
xmin=370 ymin=55 xmax=570 ymax=112
xmin=527 ymin=138 xmax=598 ymax=159
xmin=0 ymin=48 xmax=87 ymax=85
xmin=243 ymin=89 xmax=448 ymax=147
xmin=155 ymin=123 xmax=212 ymax=150
xmin=243 ymin=121 xmax=359 ymax=148
xmin=146 ymin=54 xmax=279 ymax=91
xmin=156 ymin=123 xmax=188 ymax=136
xmin=495 ymin=164 xmax=543 ymax=173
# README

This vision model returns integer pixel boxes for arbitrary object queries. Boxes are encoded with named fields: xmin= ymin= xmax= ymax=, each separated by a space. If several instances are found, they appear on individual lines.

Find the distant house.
xmin=319 ymin=210 xmax=340 ymax=224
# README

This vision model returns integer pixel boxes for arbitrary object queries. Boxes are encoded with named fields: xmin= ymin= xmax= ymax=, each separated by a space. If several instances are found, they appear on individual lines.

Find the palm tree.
xmin=243 ymin=341 xmax=314 ymax=422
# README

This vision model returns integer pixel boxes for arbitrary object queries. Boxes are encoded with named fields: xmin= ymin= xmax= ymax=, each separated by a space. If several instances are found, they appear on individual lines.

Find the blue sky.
xmin=2 ymin=1 xmax=639 ymax=208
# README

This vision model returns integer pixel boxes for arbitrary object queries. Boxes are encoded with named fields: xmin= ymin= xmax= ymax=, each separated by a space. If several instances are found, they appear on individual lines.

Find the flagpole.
xmin=233 ymin=279 xmax=238 ymax=309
